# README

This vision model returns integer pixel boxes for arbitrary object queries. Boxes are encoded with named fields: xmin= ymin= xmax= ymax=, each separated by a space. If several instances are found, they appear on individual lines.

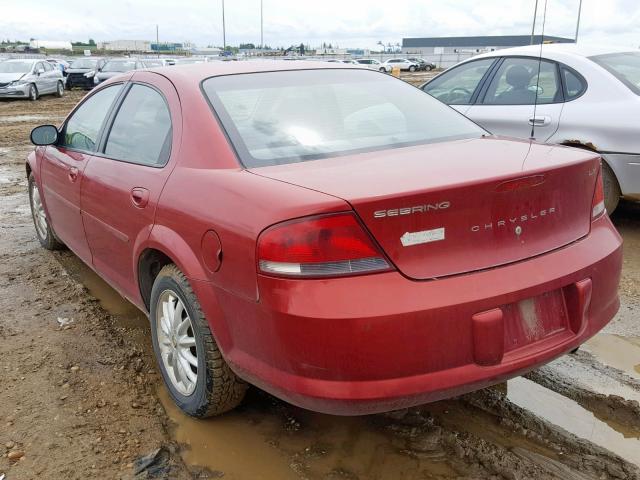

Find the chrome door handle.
xmin=528 ymin=116 xmax=551 ymax=126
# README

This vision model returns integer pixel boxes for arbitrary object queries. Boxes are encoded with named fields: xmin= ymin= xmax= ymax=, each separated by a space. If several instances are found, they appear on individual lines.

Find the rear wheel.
xmin=55 ymin=81 xmax=64 ymax=98
xmin=409 ymin=65 xmax=416 ymax=72
xmin=379 ymin=67 xmax=386 ymax=72
xmin=602 ymin=161 xmax=621 ymax=214
xmin=28 ymin=84 xmax=38 ymax=101
xmin=28 ymin=174 xmax=64 ymax=250
xmin=426 ymin=65 xmax=433 ymax=71
xmin=150 ymin=264 xmax=247 ymax=417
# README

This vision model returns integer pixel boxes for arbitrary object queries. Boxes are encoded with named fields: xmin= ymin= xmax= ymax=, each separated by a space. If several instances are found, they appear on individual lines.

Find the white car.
xmin=356 ymin=58 xmax=389 ymax=72
xmin=383 ymin=58 xmax=420 ymax=72
xmin=422 ymin=44 xmax=640 ymax=213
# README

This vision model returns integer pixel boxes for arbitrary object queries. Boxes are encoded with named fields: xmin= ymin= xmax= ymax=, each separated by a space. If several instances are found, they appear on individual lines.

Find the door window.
xmin=423 ymin=58 xmax=495 ymax=105
xmin=43 ymin=62 xmax=53 ymax=72
xmin=104 ymin=84 xmax=172 ymax=166
xmin=482 ymin=57 xmax=561 ymax=105
xmin=61 ymin=85 xmax=122 ymax=152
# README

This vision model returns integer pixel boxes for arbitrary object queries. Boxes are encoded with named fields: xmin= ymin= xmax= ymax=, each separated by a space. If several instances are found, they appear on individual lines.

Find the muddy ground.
xmin=1 ymin=83 xmax=639 ymax=480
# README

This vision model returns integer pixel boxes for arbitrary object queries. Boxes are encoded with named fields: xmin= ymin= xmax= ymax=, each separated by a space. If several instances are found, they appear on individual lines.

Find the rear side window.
xmin=62 ymin=85 xmax=122 ymax=151
xmin=562 ymin=67 xmax=586 ymax=100
xmin=423 ymin=58 xmax=495 ymax=105
xmin=104 ymin=84 xmax=172 ymax=166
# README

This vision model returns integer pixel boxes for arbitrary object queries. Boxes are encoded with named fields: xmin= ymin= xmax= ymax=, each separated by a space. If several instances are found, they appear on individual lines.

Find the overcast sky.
xmin=3 ymin=0 xmax=640 ymax=49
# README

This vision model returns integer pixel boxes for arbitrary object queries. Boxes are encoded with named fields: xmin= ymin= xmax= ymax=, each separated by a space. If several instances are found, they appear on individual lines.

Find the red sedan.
xmin=27 ymin=62 xmax=622 ymax=416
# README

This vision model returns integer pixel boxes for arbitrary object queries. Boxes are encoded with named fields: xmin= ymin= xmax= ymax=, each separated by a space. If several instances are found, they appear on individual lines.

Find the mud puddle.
xmin=508 ymin=376 xmax=640 ymax=462
xmin=585 ymin=333 xmax=640 ymax=379
xmin=53 ymin=251 xmax=150 ymax=346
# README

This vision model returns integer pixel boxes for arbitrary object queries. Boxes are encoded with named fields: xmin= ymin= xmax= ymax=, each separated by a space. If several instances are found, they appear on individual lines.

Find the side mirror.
xmin=31 ymin=125 xmax=59 ymax=146
xmin=36 ymin=67 xmax=45 ymax=75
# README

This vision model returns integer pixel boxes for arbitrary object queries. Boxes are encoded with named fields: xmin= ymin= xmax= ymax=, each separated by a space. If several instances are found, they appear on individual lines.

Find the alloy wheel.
xmin=156 ymin=290 xmax=199 ymax=396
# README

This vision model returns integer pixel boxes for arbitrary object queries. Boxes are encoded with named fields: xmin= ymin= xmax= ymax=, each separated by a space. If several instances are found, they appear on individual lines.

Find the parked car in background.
xmin=356 ymin=58 xmax=389 ymax=72
xmin=407 ymin=57 xmax=436 ymax=71
xmin=141 ymin=59 xmax=171 ymax=68
xmin=94 ymin=59 xmax=143 ymax=85
xmin=0 ymin=59 xmax=64 ymax=100
xmin=421 ymin=44 xmax=640 ymax=213
xmin=46 ymin=58 xmax=70 ymax=74
xmin=173 ymin=58 xmax=206 ymax=65
xmin=383 ymin=58 xmax=420 ymax=72
xmin=27 ymin=61 xmax=621 ymax=417
xmin=65 ymin=57 xmax=106 ymax=89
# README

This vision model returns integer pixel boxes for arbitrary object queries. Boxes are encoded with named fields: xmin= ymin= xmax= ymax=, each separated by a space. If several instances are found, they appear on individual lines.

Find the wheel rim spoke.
xmin=156 ymin=290 xmax=198 ymax=396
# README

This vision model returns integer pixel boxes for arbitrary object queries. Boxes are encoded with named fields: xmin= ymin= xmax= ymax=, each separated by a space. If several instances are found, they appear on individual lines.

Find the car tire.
xmin=379 ymin=67 xmax=386 ymax=72
xmin=28 ymin=173 xmax=65 ymax=250
xmin=150 ymin=264 xmax=247 ymax=417
xmin=602 ymin=161 xmax=621 ymax=214
xmin=409 ymin=65 xmax=416 ymax=72
xmin=55 ymin=81 xmax=64 ymax=98
xmin=28 ymin=84 xmax=38 ymax=101
xmin=426 ymin=65 xmax=433 ymax=71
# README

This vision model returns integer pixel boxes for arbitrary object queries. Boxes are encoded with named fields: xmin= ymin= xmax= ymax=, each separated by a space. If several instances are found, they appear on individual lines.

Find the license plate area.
xmin=503 ymin=289 xmax=568 ymax=353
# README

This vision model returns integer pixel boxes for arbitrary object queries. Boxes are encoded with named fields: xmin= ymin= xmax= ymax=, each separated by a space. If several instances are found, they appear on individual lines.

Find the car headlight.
xmin=83 ymin=70 xmax=95 ymax=78
xmin=8 ymin=79 xmax=27 ymax=87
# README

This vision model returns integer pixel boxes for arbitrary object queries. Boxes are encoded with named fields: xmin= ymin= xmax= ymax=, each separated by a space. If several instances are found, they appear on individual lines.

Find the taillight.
xmin=592 ymin=165 xmax=605 ymax=219
xmin=257 ymin=212 xmax=392 ymax=278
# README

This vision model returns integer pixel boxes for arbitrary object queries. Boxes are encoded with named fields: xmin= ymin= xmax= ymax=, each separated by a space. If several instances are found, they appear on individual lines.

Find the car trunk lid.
xmin=250 ymin=137 xmax=600 ymax=280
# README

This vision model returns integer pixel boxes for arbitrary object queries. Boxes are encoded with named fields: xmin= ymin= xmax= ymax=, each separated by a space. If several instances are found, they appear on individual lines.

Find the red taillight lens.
xmin=257 ymin=212 xmax=392 ymax=278
xmin=592 ymin=165 xmax=605 ymax=219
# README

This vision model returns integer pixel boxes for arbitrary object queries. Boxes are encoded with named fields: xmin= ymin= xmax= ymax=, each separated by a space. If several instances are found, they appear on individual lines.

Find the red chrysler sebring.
xmin=27 ymin=61 xmax=622 ymax=416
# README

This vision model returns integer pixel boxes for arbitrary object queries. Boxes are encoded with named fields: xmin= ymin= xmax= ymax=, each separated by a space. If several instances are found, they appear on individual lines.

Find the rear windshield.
xmin=103 ymin=60 xmax=137 ymax=72
xmin=70 ymin=59 xmax=97 ymax=69
xmin=202 ymin=69 xmax=485 ymax=167
xmin=590 ymin=52 xmax=640 ymax=95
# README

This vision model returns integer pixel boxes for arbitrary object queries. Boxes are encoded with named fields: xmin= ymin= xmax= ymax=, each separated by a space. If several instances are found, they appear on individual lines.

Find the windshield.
xmin=102 ymin=60 xmax=137 ymax=72
xmin=70 ymin=58 xmax=98 ymax=69
xmin=0 ymin=61 xmax=33 ymax=73
xmin=202 ymin=69 xmax=485 ymax=167
xmin=590 ymin=52 xmax=640 ymax=95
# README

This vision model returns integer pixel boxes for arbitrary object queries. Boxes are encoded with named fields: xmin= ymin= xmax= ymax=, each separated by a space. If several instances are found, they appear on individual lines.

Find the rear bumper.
xmin=194 ymin=215 xmax=622 ymax=415
xmin=602 ymin=152 xmax=640 ymax=199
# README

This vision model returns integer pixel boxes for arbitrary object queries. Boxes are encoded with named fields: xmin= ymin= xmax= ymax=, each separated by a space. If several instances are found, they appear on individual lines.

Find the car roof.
xmin=474 ymin=43 xmax=639 ymax=60
xmin=145 ymin=60 xmax=358 ymax=87
xmin=6 ymin=59 xmax=36 ymax=63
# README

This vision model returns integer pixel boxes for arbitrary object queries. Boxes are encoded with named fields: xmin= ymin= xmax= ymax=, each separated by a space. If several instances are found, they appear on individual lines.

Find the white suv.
xmin=383 ymin=58 xmax=420 ymax=72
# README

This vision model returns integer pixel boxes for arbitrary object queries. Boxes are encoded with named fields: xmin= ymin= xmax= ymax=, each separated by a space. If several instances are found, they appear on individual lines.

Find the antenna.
xmin=530 ymin=0 xmax=548 ymax=140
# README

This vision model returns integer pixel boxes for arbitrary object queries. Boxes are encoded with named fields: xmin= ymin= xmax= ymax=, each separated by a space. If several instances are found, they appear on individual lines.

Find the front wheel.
xmin=150 ymin=264 xmax=247 ymax=417
xmin=28 ymin=174 xmax=65 ymax=250
xmin=55 ymin=81 xmax=64 ymax=98
xmin=28 ymin=84 xmax=38 ymax=101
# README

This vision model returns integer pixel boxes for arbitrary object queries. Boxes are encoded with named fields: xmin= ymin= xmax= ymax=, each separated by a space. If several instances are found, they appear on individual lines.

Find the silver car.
xmin=0 ymin=59 xmax=64 ymax=100
xmin=422 ymin=44 xmax=640 ymax=213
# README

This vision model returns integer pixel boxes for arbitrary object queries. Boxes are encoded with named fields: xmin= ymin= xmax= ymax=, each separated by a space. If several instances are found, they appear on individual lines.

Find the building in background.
xmin=402 ymin=35 xmax=575 ymax=68
xmin=98 ymin=40 xmax=151 ymax=52
xmin=29 ymin=39 xmax=73 ymax=51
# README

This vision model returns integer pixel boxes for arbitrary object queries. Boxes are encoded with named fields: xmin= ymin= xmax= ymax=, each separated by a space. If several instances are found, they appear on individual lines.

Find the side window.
xmin=423 ymin=58 xmax=495 ymax=105
xmin=62 ymin=85 xmax=122 ymax=151
xmin=482 ymin=57 xmax=561 ymax=105
xmin=35 ymin=62 xmax=44 ymax=73
xmin=43 ymin=62 xmax=52 ymax=72
xmin=562 ymin=67 xmax=586 ymax=100
xmin=104 ymin=84 xmax=172 ymax=166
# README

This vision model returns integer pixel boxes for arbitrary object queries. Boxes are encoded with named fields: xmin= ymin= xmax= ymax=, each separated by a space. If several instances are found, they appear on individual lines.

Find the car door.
xmin=32 ymin=62 xmax=48 ymax=93
xmin=81 ymin=72 xmax=181 ymax=302
xmin=422 ymin=57 xmax=498 ymax=115
xmin=465 ymin=56 xmax=564 ymax=141
xmin=40 ymin=84 xmax=124 ymax=263
xmin=41 ymin=61 xmax=57 ymax=92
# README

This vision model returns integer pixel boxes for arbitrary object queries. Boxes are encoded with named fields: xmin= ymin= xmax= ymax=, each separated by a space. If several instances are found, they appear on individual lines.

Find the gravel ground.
xmin=1 ymin=84 xmax=639 ymax=480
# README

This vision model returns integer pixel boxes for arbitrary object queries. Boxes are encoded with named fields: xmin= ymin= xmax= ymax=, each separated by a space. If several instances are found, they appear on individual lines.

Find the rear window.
xmin=202 ymin=69 xmax=485 ymax=168
xmin=590 ymin=52 xmax=640 ymax=95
